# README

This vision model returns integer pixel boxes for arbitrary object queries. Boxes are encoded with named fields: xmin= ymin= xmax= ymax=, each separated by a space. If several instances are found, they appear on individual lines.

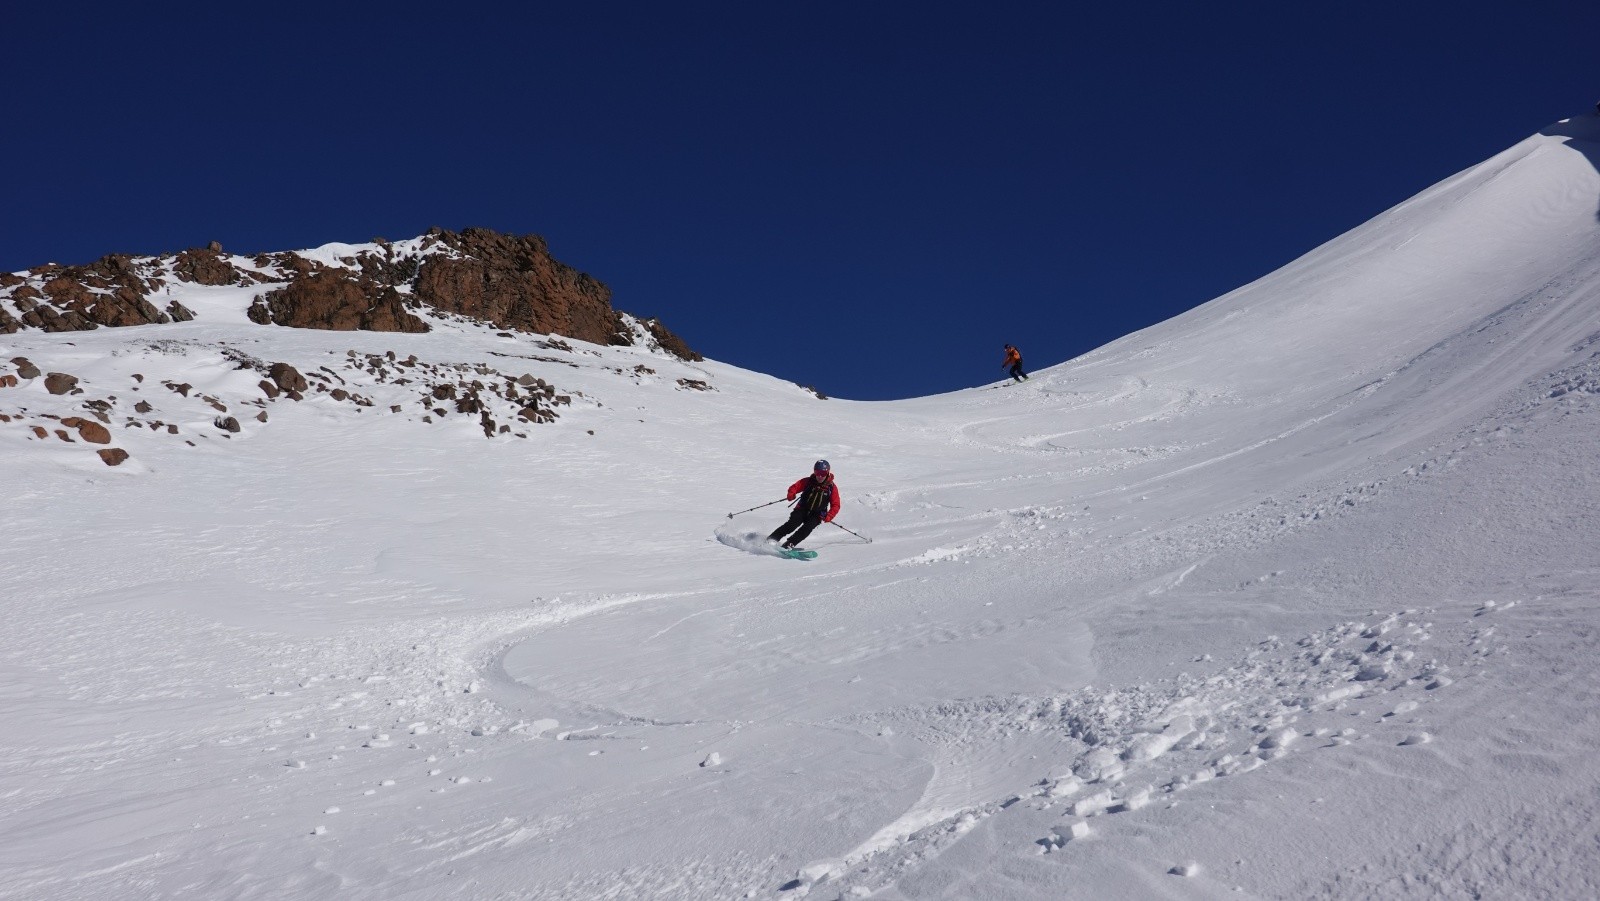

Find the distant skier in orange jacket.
xmin=1002 ymin=344 xmax=1029 ymax=382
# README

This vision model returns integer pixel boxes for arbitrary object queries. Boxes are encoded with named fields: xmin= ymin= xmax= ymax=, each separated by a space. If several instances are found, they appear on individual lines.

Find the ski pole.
xmin=727 ymin=498 xmax=790 ymax=519
xmin=829 ymin=521 xmax=873 ymax=543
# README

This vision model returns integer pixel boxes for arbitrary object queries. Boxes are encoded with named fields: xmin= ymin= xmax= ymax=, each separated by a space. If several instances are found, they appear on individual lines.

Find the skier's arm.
xmin=825 ymin=485 xmax=841 ymax=522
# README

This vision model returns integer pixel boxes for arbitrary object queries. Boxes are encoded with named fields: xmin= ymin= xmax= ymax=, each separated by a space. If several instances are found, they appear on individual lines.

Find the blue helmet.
xmin=814 ymin=459 xmax=830 ymax=473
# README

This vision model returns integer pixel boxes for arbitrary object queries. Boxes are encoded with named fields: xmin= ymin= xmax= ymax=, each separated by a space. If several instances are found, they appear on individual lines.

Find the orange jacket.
xmin=1002 ymin=346 xmax=1022 ymax=366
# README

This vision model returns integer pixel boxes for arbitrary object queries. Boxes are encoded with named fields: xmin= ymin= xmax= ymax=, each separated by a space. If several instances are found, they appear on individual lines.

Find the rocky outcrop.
xmin=248 ymin=271 xmax=429 ymax=333
xmin=8 ymin=255 xmax=173 ymax=332
xmin=641 ymin=317 xmax=703 ymax=362
xmin=172 ymin=243 xmax=241 ymax=286
xmin=412 ymin=227 xmax=628 ymax=347
xmin=0 ymin=228 xmax=701 ymax=361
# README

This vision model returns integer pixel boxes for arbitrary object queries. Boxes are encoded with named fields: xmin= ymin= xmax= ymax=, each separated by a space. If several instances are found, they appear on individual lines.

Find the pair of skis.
xmin=726 ymin=498 xmax=871 ymax=560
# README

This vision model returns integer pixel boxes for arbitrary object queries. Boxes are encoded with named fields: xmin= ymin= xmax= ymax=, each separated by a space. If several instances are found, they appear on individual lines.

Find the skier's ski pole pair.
xmin=725 ymin=459 xmax=872 ymax=555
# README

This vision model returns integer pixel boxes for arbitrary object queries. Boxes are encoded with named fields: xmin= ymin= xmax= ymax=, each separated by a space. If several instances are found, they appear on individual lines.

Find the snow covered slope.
xmin=2 ymin=113 xmax=1599 ymax=900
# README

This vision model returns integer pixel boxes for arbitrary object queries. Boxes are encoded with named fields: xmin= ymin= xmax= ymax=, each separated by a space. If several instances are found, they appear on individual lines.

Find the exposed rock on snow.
xmin=0 ymin=227 xmax=699 ymax=361
xmin=249 ymin=270 xmax=429 ymax=333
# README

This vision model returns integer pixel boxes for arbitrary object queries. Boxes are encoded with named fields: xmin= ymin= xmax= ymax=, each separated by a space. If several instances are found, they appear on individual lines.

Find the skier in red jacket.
xmin=768 ymin=460 xmax=841 ymax=549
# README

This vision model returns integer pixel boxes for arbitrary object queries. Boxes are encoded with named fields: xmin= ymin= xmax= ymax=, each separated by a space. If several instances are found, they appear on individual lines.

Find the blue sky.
xmin=6 ymin=3 xmax=1597 ymax=399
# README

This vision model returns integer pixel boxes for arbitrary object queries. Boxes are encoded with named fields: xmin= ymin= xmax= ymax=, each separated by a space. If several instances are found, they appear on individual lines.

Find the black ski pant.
xmin=769 ymin=509 xmax=823 ymax=546
xmin=1009 ymin=362 xmax=1029 ymax=381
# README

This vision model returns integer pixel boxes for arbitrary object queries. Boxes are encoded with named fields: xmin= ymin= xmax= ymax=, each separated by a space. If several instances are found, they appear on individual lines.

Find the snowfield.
xmin=3 ymin=114 xmax=1600 ymax=899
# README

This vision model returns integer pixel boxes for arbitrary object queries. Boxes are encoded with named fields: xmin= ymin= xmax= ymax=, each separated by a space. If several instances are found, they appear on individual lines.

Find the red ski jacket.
xmin=787 ymin=474 xmax=841 ymax=522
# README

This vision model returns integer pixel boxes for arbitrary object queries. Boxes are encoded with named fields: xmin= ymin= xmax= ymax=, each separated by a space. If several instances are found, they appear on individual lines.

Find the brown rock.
xmin=252 ymin=271 xmax=429 ymax=332
xmin=268 ymin=363 xmax=308 ymax=393
xmin=135 ymin=400 xmax=153 ymax=413
xmin=89 ymin=288 xmax=165 ymax=327
xmin=0 ymin=375 xmax=16 ymax=388
xmin=0 ymin=229 xmax=704 ymax=358
xmin=172 ymin=247 xmax=240 ymax=286
xmin=16 ymin=255 xmax=171 ymax=332
xmin=11 ymin=357 xmax=41 ymax=379
xmin=215 ymin=416 xmax=241 ymax=433
xmin=412 ymin=228 xmax=628 ymax=347
xmin=76 ymin=420 xmax=112 ymax=444
xmin=44 ymin=372 xmax=79 ymax=395
xmin=31 ymin=426 xmax=48 ymax=438
xmin=642 ymin=318 xmax=704 ymax=362
xmin=97 ymin=448 xmax=129 ymax=466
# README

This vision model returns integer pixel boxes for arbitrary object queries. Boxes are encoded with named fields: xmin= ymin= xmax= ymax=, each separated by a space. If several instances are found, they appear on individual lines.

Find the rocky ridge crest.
xmin=0 ymin=228 xmax=701 ymax=362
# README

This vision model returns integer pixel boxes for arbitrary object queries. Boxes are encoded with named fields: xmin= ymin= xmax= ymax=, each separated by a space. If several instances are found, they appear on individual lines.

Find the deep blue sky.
xmin=6 ymin=3 xmax=1597 ymax=399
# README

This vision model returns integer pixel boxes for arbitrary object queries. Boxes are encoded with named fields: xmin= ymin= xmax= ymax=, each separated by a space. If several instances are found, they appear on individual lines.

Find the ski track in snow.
xmin=1 ymin=316 xmax=1591 ymax=900
xmin=784 ymin=605 xmax=1486 ymax=897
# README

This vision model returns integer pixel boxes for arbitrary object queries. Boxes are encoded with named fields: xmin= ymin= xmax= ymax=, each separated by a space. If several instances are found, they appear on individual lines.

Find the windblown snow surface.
xmin=3 ymin=115 xmax=1600 ymax=900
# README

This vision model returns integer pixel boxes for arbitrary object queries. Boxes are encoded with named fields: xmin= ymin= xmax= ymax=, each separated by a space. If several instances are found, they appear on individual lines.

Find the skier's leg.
xmin=786 ymin=514 xmax=824 ymax=547
xmin=768 ymin=510 xmax=803 ymax=542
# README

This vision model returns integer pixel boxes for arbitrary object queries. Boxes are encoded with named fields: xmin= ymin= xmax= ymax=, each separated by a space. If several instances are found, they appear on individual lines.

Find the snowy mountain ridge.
xmin=0 ymin=225 xmax=700 ymax=359
xmin=0 ymin=225 xmax=730 ymax=472
xmin=2 ymin=114 xmax=1600 ymax=899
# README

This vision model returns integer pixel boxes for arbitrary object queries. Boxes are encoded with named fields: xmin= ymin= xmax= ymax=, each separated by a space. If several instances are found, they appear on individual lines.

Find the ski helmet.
xmin=814 ymin=459 xmax=830 ymax=473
